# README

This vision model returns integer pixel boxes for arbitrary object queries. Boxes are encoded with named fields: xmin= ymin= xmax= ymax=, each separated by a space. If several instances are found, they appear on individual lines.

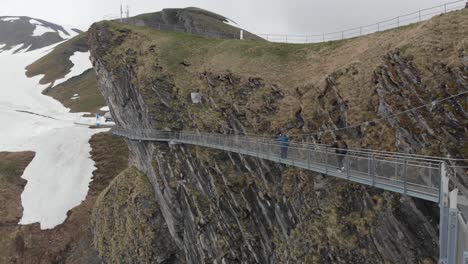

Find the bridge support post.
xmin=439 ymin=163 xmax=450 ymax=264
xmin=447 ymin=189 xmax=459 ymax=264
xmin=346 ymin=156 xmax=350 ymax=180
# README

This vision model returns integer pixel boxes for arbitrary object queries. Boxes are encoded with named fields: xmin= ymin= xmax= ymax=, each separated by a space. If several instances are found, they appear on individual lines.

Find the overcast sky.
xmin=1 ymin=0 xmax=453 ymax=34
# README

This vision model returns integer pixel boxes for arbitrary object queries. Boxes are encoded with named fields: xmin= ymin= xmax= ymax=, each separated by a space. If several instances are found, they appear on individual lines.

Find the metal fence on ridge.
xmin=104 ymin=0 xmax=466 ymax=43
xmin=256 ymin=0 xmax=466 ymax=43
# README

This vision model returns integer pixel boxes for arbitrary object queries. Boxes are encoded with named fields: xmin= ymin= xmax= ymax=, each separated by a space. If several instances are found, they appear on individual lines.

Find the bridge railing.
xmin=112 ymin=127 xmax=443 ymax=201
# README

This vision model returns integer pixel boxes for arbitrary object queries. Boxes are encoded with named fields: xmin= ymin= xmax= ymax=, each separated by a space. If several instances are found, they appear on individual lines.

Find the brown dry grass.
xmin=101 ymin=9 xmax=467 ymax=153
xmin=0 ymin=133 xmax=128 ymax=264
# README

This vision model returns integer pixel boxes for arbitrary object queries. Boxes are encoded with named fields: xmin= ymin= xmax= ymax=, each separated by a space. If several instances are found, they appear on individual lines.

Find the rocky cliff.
xmin=88 ymin=8 xmax=467 ymax=263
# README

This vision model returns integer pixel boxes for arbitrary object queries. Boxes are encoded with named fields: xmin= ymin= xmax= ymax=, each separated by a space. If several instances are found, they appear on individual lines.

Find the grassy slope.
xmin=43 ymin=69 xmax=105 ymax=114
xmin=26 ymin=33 xmax=105 ymax=114
xmin=92 ymin=167 xmax=162 ymax=263
xmin=0 ymin=133 xmax=129 ymax=263
xmin=0 ymin=152 xmax=34 ymax=264
xmin=100 ymin=9 xmax=467 ymax=155
xmin=0 ymin=152 xmax=34 ymax=224
xmin=130 ymin=7 xmax=262 ymax=41
xmin=26 ymin=33 xmax=88 ymax=84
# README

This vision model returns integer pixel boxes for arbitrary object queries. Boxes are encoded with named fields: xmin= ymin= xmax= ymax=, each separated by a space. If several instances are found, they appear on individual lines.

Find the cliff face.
xmin=88 ymin=9 xmax=467 ymax=264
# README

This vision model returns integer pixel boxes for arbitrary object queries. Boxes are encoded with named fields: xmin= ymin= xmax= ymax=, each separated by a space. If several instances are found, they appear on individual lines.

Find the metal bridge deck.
xmin=112 ymin=127 xmax=442 ymax=202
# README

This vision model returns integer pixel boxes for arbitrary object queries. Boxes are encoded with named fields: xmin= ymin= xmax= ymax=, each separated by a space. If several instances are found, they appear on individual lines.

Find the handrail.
xmin=111 ymin=126 xmax=447 ymax=202
xmin=117 ymin=128 xmax=467 ymax=163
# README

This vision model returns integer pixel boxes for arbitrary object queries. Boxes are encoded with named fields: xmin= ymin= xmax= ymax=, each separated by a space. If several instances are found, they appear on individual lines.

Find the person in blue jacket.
xmin=278 ymin=130 xmax=289 ymax=159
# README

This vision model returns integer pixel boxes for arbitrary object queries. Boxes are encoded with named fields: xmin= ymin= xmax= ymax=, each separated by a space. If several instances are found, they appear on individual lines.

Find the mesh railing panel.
xmin=112 ymin=127 xmax=442 ymax=201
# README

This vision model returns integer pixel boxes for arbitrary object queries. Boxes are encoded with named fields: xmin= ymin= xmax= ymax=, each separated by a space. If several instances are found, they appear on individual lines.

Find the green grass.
xmin=26 ymin=32 xmax=105 ymax=115
xmin=26 ymin=33 xmax=88 ymax=84
xmin=0 ymin=152 xmax=35 ymax=184
xmin=44 ymin=69 xmax=105 ymax=114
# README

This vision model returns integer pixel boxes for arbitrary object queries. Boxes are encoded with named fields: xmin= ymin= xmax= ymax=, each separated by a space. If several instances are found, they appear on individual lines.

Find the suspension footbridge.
xmin=111 ymin=126 xmax=467 ymax=264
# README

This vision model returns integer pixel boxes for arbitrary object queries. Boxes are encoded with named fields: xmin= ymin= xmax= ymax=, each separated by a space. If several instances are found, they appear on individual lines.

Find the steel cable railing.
xmin=111 ymin=127 xmax=448 ymax=202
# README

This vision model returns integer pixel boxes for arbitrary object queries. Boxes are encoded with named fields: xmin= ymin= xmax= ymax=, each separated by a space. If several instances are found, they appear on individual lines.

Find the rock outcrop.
xmin=123 ymin=7 xmax=262 ymax=41
xmin=88 ymin=8 xmax=467 ymax=264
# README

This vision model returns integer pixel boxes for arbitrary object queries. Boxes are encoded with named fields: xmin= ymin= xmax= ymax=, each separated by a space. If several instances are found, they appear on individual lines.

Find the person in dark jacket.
xmin=278 ymin=131 xmax=290 ymax=159
xmin=332 ymin=135 xmax=348 ymax=172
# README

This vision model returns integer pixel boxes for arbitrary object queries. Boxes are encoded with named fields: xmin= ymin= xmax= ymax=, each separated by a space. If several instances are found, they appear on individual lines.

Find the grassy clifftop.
xmin=93 ymin=9 xmax=467 ymax=157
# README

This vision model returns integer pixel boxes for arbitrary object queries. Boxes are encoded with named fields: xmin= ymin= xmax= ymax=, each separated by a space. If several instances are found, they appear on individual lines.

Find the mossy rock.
xmin=92 ymin=167 xmax=181 ymax=263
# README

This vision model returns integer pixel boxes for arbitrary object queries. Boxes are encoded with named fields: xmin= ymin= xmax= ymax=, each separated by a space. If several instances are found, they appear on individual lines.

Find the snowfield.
xmin=224 ymin=18 xmax=239 ymax=27
xmin=53 ymin=51 xmax=92 ymax=87
xmin=0 ymin=43 xmax=106 ymax=229
xmin=32 ymin=24 xmax=56 ymax=36
xmin=100 ymin=106 xmax=110 ymax=111
xmin=1 ymin=17 xmax=20 ymax=22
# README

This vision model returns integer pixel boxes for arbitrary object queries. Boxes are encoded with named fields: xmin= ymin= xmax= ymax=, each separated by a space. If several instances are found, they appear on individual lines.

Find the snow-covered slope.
xmin=0 ymin=16 xmax=81 ymax=52
xmin=0 ymin=23 xmax=105 ymax=229
xmin=52 ymin=51 xmax=92 ymax=87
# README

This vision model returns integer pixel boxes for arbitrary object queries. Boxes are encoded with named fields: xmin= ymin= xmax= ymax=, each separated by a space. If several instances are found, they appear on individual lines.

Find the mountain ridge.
xmin=0 ymin=16 xmax=81 ymax=52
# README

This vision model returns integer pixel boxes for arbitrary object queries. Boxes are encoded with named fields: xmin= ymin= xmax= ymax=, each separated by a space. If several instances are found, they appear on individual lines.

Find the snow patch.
xmin=0 ymin=42 xmax=103 ymax=230
xmin=57 ymin=26 xmax=80 ymax=40
xmin=71 ymin=96 xmax=80 ymax=100
xmin=16 ymin=44 xmax=32 ymax=53
xmin=224 ymin=18 xmax=239 ymax=28
xmin=53 ymin=51 xmax=92 ymax=87
xmin=32 ymin=25 xmax=56 ymax=37
xmin=100 ymin=106 xmax=109 ymax=112
xmin=29 ymin=19 xmax=43 ymax=25
xmin=8 ymin=44 xmax=27 ymax=54
xmin=18 ymin=125 xmax=102 ymax=229
xmin=2 ymin=17 xmax=20 ymax=22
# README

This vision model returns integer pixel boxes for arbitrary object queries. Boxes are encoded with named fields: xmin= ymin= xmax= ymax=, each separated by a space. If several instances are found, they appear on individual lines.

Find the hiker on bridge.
xmin=332 ymin=135 xmax=348 ymax=172
xmin=278 ymin=131 xmax=289 ymax=159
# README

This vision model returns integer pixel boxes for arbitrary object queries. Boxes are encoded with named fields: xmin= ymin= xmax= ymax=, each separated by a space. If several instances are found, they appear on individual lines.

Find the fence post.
xmin=447 ymin=189 xmax=459 ymax=264
xmin=240 ymin=30 xmax=244 ymax=40
xmin=285 ymin=35 xmax=288 ymax=43
xmin=371 ymin=155 xmax=376 ymax=186
xmin=325 ymin=148 xmax=329 ymax=174
xmin=419 ymin=10 xmax=422 ymax=21
xmin=307 ymin=149 xmax=311 ymax=170
xmin=403 ymin=159 xmax=408 ymax=194
xmin=444 ymin=4 xmax=447 ymax=13
xmin=377 ymin=23 xmax=380 ymax=32
xmin=341 ymin=31 xmax=344 ymax=40
xmin=397 ymin=16 xmax=400 ymax=27
xmin=322 ymin=33 xmax=325 ymax=42
xmin=359 ymin=27 xmax=362 ymax=36
xmin=439 ymin=162 xmax=449 ymax=264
